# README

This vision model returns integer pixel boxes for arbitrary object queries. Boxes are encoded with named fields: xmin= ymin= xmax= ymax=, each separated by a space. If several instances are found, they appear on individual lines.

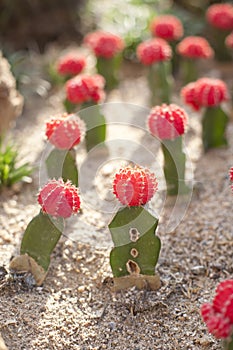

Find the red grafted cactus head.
xmin=195 ymin=78 xmax=229 ymax=107
xmin=84 ymin=31 xmax=124 ymax=59
xmin=201 ymin=280 xmax=233 ymax=339
xmin=226 ymin=32 xmax=233 ymax=49
xmin=148 ymin=104 xmax=188 ymax=140
xmin=66 ymin=74 xmax=106 ymax=104
xmin=177 ymin=36 xmax=214 ymax=59
xmin=206 ymin=3 xmax=233 ymax=30
xmin=38 ymin=178 xmax=81 ymax=218
xmin=113 ymin=165 xmax=158 ymax=207
xmin=136 ymin=38 xmax=172 ymax=65
xmin=229 ymin=167 xmax=233 ymax=183
xmin=56 ymin=54 xmax=86 ymax=76
xmin=180 ymin=82 xmax=200 ymax=111
xmin=150 ymin=15 xmax=183 ymax=41
xmin=45 ymin=113 xmax=86 ymax=150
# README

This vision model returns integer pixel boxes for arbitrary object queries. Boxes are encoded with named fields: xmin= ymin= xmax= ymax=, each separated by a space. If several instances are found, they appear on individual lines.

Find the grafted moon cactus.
xmin=10 ymin=179 xmax=81 ymax=285
xmin=108 ymin=165 xmax=161 ymax=291
xmin=45 ymin=113 xmax=85 ymax=186
xmin=147 ymin=103 xmax=189 ymax=196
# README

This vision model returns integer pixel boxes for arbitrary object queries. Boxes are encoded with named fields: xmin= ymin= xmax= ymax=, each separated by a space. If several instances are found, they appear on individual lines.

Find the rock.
xmin=0 ymin=51 xmax=24 ymax=134
xmin=0 ymin=333 xmax=8 ymax=350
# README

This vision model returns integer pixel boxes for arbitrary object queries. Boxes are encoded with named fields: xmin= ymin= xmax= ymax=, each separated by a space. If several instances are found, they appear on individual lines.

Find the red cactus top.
xmin=56 ymin=53 xmax=86 ymax=76
xmin=45 ymin=113 xmax=85 ymax=150
xmin=113 ymin=165 xmax=158 ymax=207
xmin=226 ymin=32 xmax=233 ymax=49
xmin=136 ymin=38 xmax=172 ymax=65
xmin=66 ymin=74 xmax=106 ymax=104
xmin=180 ymin=82 xmax=200 ymax=111
xmin=177 ymin=36 xmax=214 ymax=59
xmin=201 ymin=279 xmax=233 ymax=339
xmin=84 ymin=31 xmax=124 ymax=59
xmin=206 ymin=3 xmax=233 ymax=30
xmin=38 ymin=178 xmax=81 ymax=218
xmin=150 ymin=15 xmax=183 ymax=41
xmin=229 ymin=167 xmax=233 ymax=182
xmin=181 ymin=78 xmax=229 ymax=109
xmin=147 ymin=103 xmax=188 ymax=140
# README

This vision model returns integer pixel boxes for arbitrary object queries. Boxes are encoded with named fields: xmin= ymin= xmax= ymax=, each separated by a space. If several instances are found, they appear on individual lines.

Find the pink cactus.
xmin=147 ymin=103 xmax=188 ymax=140
xmin=201 ymin=280 xmax=233 ymax=339
xmin=136 ymin=38 xmax=172 ymax=65
xmin=150 ymin=15 xmax=183 ymax=41
xmin=206 ymin=3 xmax=233 ymax=31
xmin=177 ymin=36 xmax=214 ymax=59
xmin=66 ymin=74 xmax=106 ymax=105
xmin=45 ymin=113 xmax=85 ymax=150
xmin=84 ymin=31 xmax=124 ymax=59
xmin=38 ymin=178 xmax=81 ymax=218
xmin=56 ymin=53 xmax=86 ymax=76
xmin=113 ymin=165 xmax=158 ymax=207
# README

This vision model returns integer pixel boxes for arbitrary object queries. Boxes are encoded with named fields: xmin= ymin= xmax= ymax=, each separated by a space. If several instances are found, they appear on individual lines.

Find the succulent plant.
xmin=201 ymin=280 xmax=233 ymax=349
xmin=84 ymin=31 xmax=124 ymax=91
xmin=65 ymin=74 xmax=106 ymax=151
xmin=108 ymin=165 xmax=161 ymax=291
xmin=137 ymin=38 xmax=173 ymax=105
xmin=45 ymin=113 xmax=85 ymax=186
xmin=148 ymin=104 xmax=189 ymax=196
xmin=181 ymin=77 xmax=229 ymax=151
xmin=177 ymin=36 xmax=214 ymax=83
xmin=10 ymin=178 xmax=81 ymax=285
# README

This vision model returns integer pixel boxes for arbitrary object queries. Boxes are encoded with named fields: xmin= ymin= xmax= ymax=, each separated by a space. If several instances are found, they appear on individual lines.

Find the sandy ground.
xmin=0 ymin=57 xmax=233 ymax=350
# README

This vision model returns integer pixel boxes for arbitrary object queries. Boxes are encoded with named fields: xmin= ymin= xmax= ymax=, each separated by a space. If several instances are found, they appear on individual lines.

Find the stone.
xmin=0 ymin=51 xmax=24 ymax=134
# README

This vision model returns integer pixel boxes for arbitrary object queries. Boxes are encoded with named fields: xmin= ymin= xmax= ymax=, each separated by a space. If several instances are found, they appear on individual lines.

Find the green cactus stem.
xmin=46 ymin=148 xmax=78 ymax=186
xmin=208 ymin=27 xmax=232 ymax=62
xmin=223 ymin=337 xmax=233 ymax=350
xmin=79 ymin=103 xmax=106 ymax=152
xmin=181 ymin=58 xmax=198 ymax=84
xmin=202 ymin=106 xmax=229 ymax=152
xmin=108 ymin=206 xmax=161 ymax=290
xmin=96 ymin=55 xmax=122 ymax=91
xmin=148 ymin=61 xmax=173 ymax=106
xmin=10 ymin=211 xmax=64 ymax=285
xmin=63 ymin=99 xmax=77 ymax=114
xmin=161 ymin=136 xmax=189 ymax=196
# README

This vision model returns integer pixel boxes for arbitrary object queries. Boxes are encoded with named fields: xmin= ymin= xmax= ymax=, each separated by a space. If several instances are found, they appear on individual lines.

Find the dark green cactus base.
xmin=46 ymin=148 xmax=78 ymax=186
xmin=161 ymin=136 xmax=189 ymax=196
xmin=181 ymin=58 xmax=198 ymax=84
xmin=97 ymin=55 xmax=121 ymax=91
xmin=63 ymin=99 xmax=78 ymax=113
xmin=202 ymin=106 xmax=228 ymax=152
xmin=20 ymin=211 xmax=65 ymax=272
xmin=148 ymin=61 xmax=173 ymax=106
xmin=208 ymin=27 xmax=232 ymax=62
xmin=108 ymin=206 xmax=160 ymax=278
xmin=223 ymin=338 xmax=233 ymax=350
xmin=79 ymin=103 xmax=106 ymax=152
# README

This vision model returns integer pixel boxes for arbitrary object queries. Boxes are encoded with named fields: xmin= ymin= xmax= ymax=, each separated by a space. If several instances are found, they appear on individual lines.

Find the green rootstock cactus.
xmin=96 ymin=55 xmax=122 ymax=91
xmin=79 ymin=103 xmax=106 ymax=152
xmin=46 ymin=149 xmax=78 ymax=186
xmin=109 ymin=206 xmax=161 ymax=277
xmin=148 ymin=104 xmax=189 ymax=196
xmin=202 ymin=106 xmax=228 ymax=151
xmin=45 ymin=114 xmax=85 ymax=186
xmin=109 ymin=165 xmax=161 ymax=291
xmin=148 ymin=61 xmax=173 ymax=105
xmin=10 ymin=178 xmax=81 ymax=285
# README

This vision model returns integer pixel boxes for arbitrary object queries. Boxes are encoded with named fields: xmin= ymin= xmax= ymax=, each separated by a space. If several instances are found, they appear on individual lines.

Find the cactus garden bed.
xmin=0 ymin=49 xmax=233 ymax=349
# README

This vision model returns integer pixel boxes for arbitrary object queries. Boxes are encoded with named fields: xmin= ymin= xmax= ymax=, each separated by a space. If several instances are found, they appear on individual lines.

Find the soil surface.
xmin=0 ymin=51 xmax=233 ymax=350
